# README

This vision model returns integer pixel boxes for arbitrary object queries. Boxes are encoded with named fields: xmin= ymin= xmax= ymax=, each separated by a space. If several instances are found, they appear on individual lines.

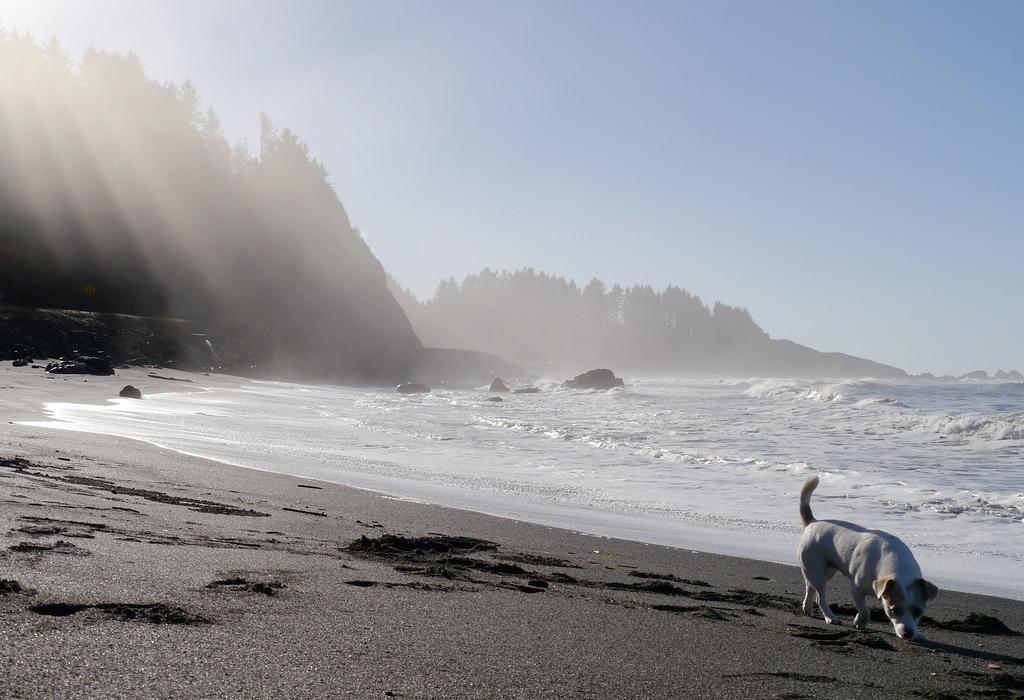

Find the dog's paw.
xmin=824 ymin=616 xmax=841 ymax=625
xmin=854 ymin=614 xmax=869 ymax=630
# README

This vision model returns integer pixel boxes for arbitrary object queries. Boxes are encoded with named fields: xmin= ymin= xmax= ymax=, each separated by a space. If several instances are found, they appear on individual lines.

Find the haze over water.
xmin=27 ymin=375 xmax=1024 ymax=600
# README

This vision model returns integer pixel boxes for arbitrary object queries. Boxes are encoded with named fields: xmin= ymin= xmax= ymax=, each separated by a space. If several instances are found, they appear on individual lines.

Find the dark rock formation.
xmin=485 ymin=396 xmax=503 ymax=402
xmin=397 ymin=382 xmax=431 ymax=394
xmin=2 ymin=307 xmax=210 ymax=372
xmin=960 ymin=370 xmax=990 ymax=381
xmin=0 ymin=306 xmax=436 ymax=386
xmin=11 ymin=356 xmax=32 ymax=367
xmin=514 ymin=387 xmax=540 ymax=394
xmin=489 ymin=378 xmax=510 ymax=393
xmin=563 ymin=369 xmax=624 ymax=390
xmin=119 ymin=385 xmax=142 ymax=399
xmin=45 ymin=356 xmax=114 ymax=376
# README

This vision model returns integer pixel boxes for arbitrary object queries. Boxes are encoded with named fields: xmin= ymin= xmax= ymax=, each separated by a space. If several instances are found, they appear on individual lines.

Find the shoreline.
xmin=3 ymin=363 xmax=1024 ymax=697
xmin=10 ymin=364 xmax=1024 ymax=601
xmin=12 ymin=365 xmax=1023 ymax=602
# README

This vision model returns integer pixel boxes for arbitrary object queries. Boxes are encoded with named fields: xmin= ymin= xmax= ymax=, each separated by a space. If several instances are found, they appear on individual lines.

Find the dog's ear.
xmin=915 ymin=578 xmax=939 ymax=602
xmin=872 ymin=576 xmax=897 ymax=600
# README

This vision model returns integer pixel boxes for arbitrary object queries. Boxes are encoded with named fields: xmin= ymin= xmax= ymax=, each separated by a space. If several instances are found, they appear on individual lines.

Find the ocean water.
xmin=25 ymin=375 xmax=1024 ymax=599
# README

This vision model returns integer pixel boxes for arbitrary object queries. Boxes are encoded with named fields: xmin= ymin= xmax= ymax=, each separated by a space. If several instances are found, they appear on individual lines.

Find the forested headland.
xmin=0 ymin=31 xmax=422 ymax=381
xmin=390 ymin=269 xmax=906 ymax=378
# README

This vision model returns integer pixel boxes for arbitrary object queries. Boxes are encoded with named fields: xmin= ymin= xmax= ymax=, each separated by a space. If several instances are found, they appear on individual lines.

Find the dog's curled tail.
xmin=799 ymin=475 xmax=820 ymax=526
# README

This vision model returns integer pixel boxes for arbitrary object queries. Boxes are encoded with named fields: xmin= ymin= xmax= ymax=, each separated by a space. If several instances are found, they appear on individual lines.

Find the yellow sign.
xmin=84 ymin=284 xmax=96 ymax=297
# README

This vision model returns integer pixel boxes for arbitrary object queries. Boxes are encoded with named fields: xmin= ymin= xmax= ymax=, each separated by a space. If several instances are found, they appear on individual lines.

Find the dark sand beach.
xmin=1 ymin=364 xmax=1022 ymax=699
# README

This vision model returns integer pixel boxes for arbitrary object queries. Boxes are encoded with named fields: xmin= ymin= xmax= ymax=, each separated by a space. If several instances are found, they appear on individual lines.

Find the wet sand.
xmin=1 ymin=364 xmax=1022 ymax=699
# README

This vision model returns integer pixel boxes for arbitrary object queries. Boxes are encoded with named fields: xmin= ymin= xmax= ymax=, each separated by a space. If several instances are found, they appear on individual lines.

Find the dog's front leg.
xmin=850 ymin=582 xmax=870 ymax=630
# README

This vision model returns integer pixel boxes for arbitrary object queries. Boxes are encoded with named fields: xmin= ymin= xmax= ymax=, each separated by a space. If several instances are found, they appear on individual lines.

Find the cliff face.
xmin=0 ymin=231 xmax=423 ymax=384
xmin=0 ymin=304 xmax=426 ymax=386
xmin=0 ymin=36 xmax=421 ymax=383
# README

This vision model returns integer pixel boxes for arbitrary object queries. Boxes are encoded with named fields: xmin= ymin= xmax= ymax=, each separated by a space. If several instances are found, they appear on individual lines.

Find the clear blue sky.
xmin=2 ymin=0 xmax=1022 ymax=375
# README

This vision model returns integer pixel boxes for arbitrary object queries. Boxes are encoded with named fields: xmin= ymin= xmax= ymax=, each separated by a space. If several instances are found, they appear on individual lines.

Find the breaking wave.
xmin=742 ymin=377 xmax=1023 ymax=442
xmin=903 ymin=411 xmax=1024 ymax=442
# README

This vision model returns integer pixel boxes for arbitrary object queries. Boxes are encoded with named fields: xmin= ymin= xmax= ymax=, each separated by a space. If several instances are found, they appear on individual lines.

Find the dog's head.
xmin=873 ymin=576 xmax=939 ymax=640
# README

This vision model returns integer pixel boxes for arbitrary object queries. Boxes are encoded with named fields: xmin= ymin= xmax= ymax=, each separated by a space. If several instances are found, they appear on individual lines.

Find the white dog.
xmin=797 ymin=475 xmax=938 ymax=640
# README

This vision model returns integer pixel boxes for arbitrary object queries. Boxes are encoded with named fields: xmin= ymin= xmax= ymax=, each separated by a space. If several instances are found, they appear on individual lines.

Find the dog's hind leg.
xmin=851 ymin=582 xmax=871 ymax=630
xmin=802 ymin=562 xmax=840 ymax=625
xmin=802 ymin=579 xmax=815 ymax=616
